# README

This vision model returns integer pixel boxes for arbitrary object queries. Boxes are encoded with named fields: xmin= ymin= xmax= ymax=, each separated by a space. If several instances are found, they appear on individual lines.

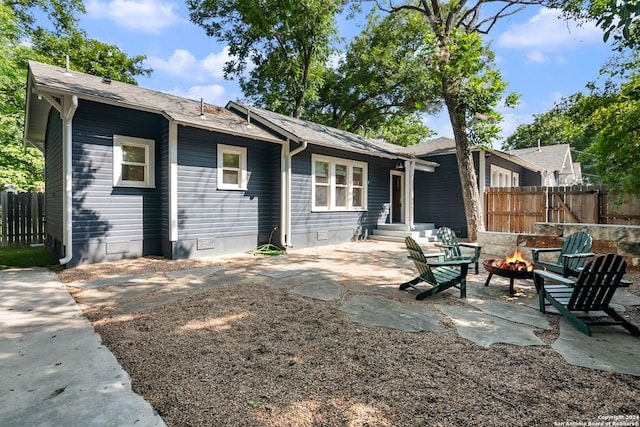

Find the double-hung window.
xmin=113 ymin=135 xmax=155 ymax=188
xmin=217 ymin=144 xmax=247 ymax=190
xmin=312 ymin=154 xmax=367 ymax=211
xmin=490 ymin=165 xmax=519 ymax=188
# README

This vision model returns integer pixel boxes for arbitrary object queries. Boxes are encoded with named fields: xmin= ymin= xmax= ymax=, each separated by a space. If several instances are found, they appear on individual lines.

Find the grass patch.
xmin=0 ymin=246 xmax=59 ymax=270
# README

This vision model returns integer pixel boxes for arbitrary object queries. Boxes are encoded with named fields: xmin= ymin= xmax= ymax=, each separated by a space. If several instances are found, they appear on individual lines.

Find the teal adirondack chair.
xmin=435 ymin=227 xmax=482 ymax=274
xmin=531 ymin=231 xmax=594 ymax=278
xmin=534 ymin=253 xmax=639 ymax=336
xmin=400 ymin=236 xmax=470 ymax=300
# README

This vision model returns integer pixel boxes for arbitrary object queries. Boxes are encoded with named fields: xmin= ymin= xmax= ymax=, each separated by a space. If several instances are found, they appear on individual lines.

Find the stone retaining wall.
xmin=478 ymin=223 xmax=640 ymax=269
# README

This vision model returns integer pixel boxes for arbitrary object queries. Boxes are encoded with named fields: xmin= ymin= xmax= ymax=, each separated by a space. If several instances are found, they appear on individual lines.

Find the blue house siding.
xmin=414 ymin=154 xmax=470 ymax=236
xmin=44 ymin=108 xmax=64 ymax=259
xmin=289 ymin=145 xmax=393 ymax=248
xmin=414 ymin=151 xmax=541 ymax=238
xmin=174 ymin=126 xmax=282 ymax=258
xmin=67 ymin=100 xmax=165 ymax=267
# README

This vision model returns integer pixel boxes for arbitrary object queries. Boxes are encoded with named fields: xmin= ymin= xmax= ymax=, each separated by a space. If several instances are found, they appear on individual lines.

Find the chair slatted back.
xmin=568 ymin=253 xmax=626 ymax=312
xmin=560 ymin=231 xmax=593 ymax=273
xmin=405 ymin=236 xmax=436 ymax=284
xmin=436 ymin=227 xmax=462 ymax=258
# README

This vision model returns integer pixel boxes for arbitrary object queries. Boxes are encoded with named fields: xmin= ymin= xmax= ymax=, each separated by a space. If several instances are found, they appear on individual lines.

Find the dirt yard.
xmin=57 ymin=243 xmax=640 ymax=427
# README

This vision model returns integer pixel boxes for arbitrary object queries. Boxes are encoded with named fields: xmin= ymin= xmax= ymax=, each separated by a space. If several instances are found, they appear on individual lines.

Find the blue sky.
xmin=75 ymin=0 xmax=616 ymax=146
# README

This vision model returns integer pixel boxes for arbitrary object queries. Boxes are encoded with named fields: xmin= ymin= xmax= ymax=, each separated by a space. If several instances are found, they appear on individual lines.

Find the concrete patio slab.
xmin=340 ymin=295 xmax=444 ymax=333
xmin=165 ymin=265 xmax=224 ymax=279
xmin=261 ymin=271 xmax=327 ymax=289
xmin=435 ymin=304 xmax=546 ymax=347
xmin=552 ymin=318 xmax=640 ymax=377
xmin=464 ymin=297 xmax=552 ymax=330
xmin=71 ymin=274 xmax=155 ymax=289
xmin=292 ymin=280 xmax=342 ymax=301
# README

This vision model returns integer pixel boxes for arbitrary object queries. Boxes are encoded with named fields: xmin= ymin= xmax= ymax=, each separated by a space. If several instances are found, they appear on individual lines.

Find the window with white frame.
xmin=217 ymin=144 xmax=247 ymax=190
xmin=490 ymin=165 xmax=519 ymax=188
xmin=312 ymin=154 xmax=367 ymax=211
xmin=113 ymin=135 xmax=155 ymax=188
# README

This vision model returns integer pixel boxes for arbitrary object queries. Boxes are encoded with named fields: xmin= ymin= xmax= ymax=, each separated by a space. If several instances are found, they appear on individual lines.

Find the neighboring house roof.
xmin=227 ymin=102 xmax=438 ymax=168
xmin=24 ymin=61 xmax=283 ymax=151
xmin=508 ymin=144 xmax=582 ymax=185
xmin=401 ymin=137 xmax=459 ymax=157
xmin=402 ymin=137 xmax=542 ymax=172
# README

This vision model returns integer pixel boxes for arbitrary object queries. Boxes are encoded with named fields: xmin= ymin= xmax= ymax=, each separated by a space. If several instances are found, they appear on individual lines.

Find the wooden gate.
xmin=484 ymin=186 xmax=640 ymax=233
xmin=0 ymin=191 xmax=45 ymax=247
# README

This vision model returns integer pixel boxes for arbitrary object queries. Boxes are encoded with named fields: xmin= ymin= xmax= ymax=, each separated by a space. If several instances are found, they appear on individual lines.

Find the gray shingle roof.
xmin=227 ymin=102 xmax=419 ymax=160
xmin=24 ymin=61 xmax=282 ymax=150
xmin=400 ymin=137 xmax=459 ymax=156
xmin=507 ymin=144 xmax=571 ymax=172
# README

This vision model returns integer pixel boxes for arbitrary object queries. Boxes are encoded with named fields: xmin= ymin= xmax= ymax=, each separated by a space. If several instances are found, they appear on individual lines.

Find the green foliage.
xmin=0 ymin=4 xmax=45 ymax=191
xmin=304 ymin=10 xmax=438 ymax=146
xmin=31 ymin=28 xmax=151 ymax=84
xmin=588 ymin=72 xmax=640 ymax=195
xmin=187 ymin=0 xmax=345 ymax=117
xmin=504 ymin=61 xmax=640 ymax=193
xmin=0 ymin=1 xmax=150 ymax=192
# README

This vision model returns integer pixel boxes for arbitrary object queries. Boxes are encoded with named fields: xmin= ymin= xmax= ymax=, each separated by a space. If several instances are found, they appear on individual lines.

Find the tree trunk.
xmin=442 ymin=86 xmax=484 ymax=242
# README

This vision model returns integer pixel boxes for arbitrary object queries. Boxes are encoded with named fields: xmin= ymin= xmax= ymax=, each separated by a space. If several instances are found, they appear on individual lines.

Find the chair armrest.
xmin=423 ymin=251 xmax=447 ymax=259
xmin=531 ymin=247 xmax=561 ymax=254
xmin=533 ymin=269 xmax=576 ymax=287
xmin=428 ymin=259 xmax=473 ymax=267
xmin=458 ymin=242 xmax=481 ymax=249
xmin=434 ymin=243 xmax=453 ymax=250
xmin=562 ymin=252 xmax=595 ymax=259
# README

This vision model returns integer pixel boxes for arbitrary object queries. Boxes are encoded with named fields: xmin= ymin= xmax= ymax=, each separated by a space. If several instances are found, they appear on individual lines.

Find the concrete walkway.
xmin=2 ymin=241 xmax=640 ymax=424
xmin=0 ymin=268 xmax=165 ymax=427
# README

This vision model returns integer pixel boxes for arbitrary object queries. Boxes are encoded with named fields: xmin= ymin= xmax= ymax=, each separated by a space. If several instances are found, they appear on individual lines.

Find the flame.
xmin=505 ymin=249 xmax=527 ymax=264
xmin=501 ymin=249 xmax=534 ymax=272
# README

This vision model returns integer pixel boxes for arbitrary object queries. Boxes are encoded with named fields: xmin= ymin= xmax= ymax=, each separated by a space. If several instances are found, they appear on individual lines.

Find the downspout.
xmin=283 ymin=141 xmax=307 ymax=247
xmin=59 ymin=95 xmax=78 ymax=265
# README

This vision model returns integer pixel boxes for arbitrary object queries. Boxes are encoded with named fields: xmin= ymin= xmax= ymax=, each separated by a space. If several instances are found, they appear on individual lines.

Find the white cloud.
xmin=525 ymin=50 xmax=548 ymax=64
xmin=497 ymin=8 xmax=602 ymax=52
xmin=86 ymin=0 xmax=181 ymax=34
xmin=167 ymin=84 xmax=227 ymax=106
xmin=146 ymin=47 xmax=232 ymax=82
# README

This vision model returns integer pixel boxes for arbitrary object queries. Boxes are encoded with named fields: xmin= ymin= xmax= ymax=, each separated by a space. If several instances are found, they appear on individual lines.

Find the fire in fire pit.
xmin=483 ymin=249 xmax=542 ymax=295
xmin=490 ymin=249 xmax=534 ymax=272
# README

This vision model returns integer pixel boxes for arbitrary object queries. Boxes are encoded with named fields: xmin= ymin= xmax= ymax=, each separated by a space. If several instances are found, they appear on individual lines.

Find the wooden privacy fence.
xmin=0 ymin=191 xmax=45 ymax=247
xmin=485 ymin=185 xmax=640 ymax=234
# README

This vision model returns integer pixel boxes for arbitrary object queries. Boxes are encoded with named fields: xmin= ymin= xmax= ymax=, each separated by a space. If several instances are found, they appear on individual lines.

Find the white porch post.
xmin=405 ymin=160 xmax=415 ymax=229
xmin=168 ymin=121 xmax=178 ymax=243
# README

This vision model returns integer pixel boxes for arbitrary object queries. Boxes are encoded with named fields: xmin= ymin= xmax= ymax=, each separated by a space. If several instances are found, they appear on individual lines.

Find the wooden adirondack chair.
xmin=534 ymin=253 xmax=639 ymax=337
xmin=531 ymin=230 xmax=594 ymax=278
xmin=435 ymin=227 xmax=482 ymax=274
xmin=400 ymin=236 xmax=470 ymax=300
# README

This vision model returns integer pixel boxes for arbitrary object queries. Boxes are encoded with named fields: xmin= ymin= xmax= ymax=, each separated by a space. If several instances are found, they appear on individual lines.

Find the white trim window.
xmin=217 ymin=144 xmax=247 ymax=190
xmin=113 ymin=135 xmax=155 ymax=188
xmin=490 ymin=165 xmax=519 ymax=188
xmin=312 ymin=154 xmax=367 ymax=211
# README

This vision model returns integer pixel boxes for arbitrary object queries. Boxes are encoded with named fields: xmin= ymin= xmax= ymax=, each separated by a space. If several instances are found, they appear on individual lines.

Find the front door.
xmin=391 ymin=172 xmax=404 ymax=223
